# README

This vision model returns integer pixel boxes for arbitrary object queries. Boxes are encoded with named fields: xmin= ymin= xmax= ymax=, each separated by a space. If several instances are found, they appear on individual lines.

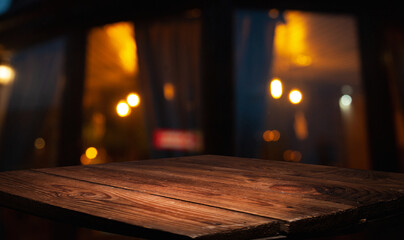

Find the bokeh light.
xmin=289 ymin=89 xmax=302 ymax=104
xmin=85 ymin=147 xmax=98 ymax=160
xmin=116 ymin=100 xmax=131 ymax=117
xmin=0 ymin=65 xmax=15 ymax=85
xmin=127 ymin=93 xmax=140 ymax=107
xmin=164 ymin=83 xmax=175 ymax=100
xmin=283 ymin=150 xmax=302 ymax=162
xmin=339 ymin=94 xmax=352 ymax=110
xmin=268 ymin=9 xmax=279 ymax=19
xmin=340 ymin=95 xmax=352 ymax=106
xmin=34 ymin=137 xmax=46 ymax=150
xmin=263 ymin=130 xmax=281 ymax=142
xmin=80 ymin=154 xmax=91 ymax=165
xmin=270 ymin=79 xmax=283 ymax=99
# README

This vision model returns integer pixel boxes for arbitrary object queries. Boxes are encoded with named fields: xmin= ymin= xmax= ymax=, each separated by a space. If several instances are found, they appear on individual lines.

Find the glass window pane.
xmin=235 ymin=10 xmax=369 ymax=169
xmin=82 ymin=16 xmax=203 ymax=164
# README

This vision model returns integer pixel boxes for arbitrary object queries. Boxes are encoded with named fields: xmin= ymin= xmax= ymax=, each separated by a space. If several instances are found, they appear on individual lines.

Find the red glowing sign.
xmin=153 ymin=129 xmax=203 ymax=152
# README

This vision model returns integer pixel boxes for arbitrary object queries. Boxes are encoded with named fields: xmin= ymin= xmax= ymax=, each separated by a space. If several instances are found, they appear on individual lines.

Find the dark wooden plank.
xmin=97 ymin=158 xmax=404 ymax=207
xmin=0 ymin=170 xmax=279 ymax=239
xmin=37 ymin=155 xmax=404 ymax=234
xmin=38 ymin=163 xmax=359 ymax=234
xmin=2 ymin=155 xmax=404 ymax=238
xmin=172 ymin=155 xmax=404 ymax=225
xmin=175 ymin=155 xmax=404 ymax=190
xmin=169 ymin=155 xmax=404 ymax=220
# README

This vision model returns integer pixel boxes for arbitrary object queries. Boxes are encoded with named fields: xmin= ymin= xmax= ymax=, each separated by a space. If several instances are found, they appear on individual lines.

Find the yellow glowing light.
xmin=289 ymin=90 xmax=302 ymax=104
xmin=85 ymin=147 xmax=98 ymax=159
xmin=105 ymin=22 xmax=137 ymax=74
xmin=274 ymin=12 xmax=307 ymax=57
xmin=0 ymin=65 xmax=15 ymax=85
xmin=127 ymin=93 xmax=140 ymax=107
xmin=34 ymin=137 xmax=46 ymax=150
xmin=164 ymin=83 xmax=175 ymax=101
xmin=268 ymin=9 xmax=279 ymax=19
xmin=270 ymin=79 xmax=283 ymax=99
xmin=116 ymin=101 xmax=131 ymax=117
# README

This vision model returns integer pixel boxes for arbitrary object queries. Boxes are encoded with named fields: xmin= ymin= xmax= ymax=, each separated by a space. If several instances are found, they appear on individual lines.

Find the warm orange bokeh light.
xmin=270 ymin=79 xmax=283 ymax=99
xmin=34 ymin=137 xmax=46 ymax=150
xmin=164 ymin=83 xmax=175 ymax=100
xmin=263 ymin=130 xmax=281 ymax=142
xmin=80 ymin=154 xmax=91 ymax=165
xmin=283 ymin=150 xmax=302 ymax=162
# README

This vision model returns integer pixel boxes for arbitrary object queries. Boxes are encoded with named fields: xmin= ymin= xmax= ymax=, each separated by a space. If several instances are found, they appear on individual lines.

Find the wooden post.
xmin=58 ymin=31 xmax=87 ymax=166
xmin=358 ymin=12 xmax=399 ymax=171
xmin=201 ymin=0 xmax=235 ymax=155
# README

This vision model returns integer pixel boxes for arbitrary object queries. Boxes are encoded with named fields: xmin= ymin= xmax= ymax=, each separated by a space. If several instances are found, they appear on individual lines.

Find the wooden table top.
xmin=1 ymin=155 xmax=404 ymax=239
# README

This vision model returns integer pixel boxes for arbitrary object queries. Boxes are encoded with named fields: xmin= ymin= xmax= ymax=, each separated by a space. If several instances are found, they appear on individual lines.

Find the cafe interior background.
xmin=0 ymin=0 xmax=404 ymax=239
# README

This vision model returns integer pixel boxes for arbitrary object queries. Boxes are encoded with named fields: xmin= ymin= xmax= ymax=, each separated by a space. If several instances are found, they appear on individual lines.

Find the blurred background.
xmin=0 ymin=0 xmax=404 ymax=239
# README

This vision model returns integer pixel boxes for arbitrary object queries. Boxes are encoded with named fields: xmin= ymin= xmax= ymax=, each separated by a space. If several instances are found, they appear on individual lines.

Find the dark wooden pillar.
xmin=58 ymin=31 xmax=87 ymax=166
xmin=201 ymin=0 xmax=235 ymax=155
xmin=358 ymin=12 xmax=399 ymax=171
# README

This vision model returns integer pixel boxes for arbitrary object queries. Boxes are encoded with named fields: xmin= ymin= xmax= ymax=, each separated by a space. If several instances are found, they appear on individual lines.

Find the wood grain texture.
xmin=0 ymin=169 xmax=278 ymax=239
xmin=1 ymin=155 xmax=404 ymax=239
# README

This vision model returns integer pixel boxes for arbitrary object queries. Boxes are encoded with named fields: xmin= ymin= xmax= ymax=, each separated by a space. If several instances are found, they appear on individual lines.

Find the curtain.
xmin=135 ymin=18 xmax=201 ymax=157
xmin=235 ymin=10 xmax=277 ymax=157
xmin=0 ymin=38 xmax=65 ymax=171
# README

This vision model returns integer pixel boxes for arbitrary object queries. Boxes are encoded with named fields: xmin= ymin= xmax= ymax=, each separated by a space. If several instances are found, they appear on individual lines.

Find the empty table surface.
xmin=1 ymin=155 xmax=404 ymax=239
